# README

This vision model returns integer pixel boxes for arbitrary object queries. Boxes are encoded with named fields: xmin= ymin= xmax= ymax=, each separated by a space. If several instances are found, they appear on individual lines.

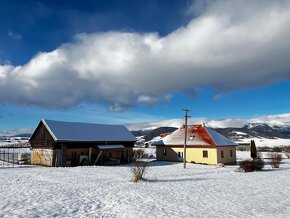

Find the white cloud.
xmin=1 ymin=0 xmax=290 ymax=109
xmin=0 ymin=128 xmax=33 ymax=136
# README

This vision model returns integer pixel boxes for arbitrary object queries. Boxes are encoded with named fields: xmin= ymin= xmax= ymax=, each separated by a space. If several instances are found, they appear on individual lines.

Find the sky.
xmin=1 ymin=0 xmax=290 ymax=134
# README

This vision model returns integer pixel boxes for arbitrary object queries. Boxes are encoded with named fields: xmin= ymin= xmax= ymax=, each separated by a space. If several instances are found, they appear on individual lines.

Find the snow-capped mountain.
xmin=132 ymin=123 xmax=290 ymax=147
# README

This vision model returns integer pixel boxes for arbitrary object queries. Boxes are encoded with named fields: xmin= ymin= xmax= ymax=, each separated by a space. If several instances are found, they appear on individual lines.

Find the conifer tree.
xmin=250 ymin=140 xmax=257 ymax=160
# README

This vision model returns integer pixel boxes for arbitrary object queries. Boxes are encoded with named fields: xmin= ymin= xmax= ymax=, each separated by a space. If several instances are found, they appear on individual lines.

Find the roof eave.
xmin=42 ymin=119 xmax=58 ymax=142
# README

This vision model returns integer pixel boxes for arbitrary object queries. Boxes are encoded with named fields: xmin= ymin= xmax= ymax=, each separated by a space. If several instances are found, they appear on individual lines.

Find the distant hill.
xmin=214 ymin=123 xmax=290 ymax=140
xmin=131 ymin=130 xmax=145 ymax=137
xmin=131 ymin=127 xmax=178 ymax=142
xmin=12 ymin=133 xmax=31 ymax=138
xmin=143 ymin=127 xmax=178 ymax=142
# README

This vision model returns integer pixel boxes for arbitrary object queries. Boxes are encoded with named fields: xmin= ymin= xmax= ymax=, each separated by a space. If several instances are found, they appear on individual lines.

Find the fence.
xmin=0 ymin=142 xmax=31 ymax=167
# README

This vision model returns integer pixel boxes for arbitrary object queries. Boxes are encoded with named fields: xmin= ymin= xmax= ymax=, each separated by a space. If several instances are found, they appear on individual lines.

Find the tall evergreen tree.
xmin=250 ymin=140 xmax=257 ymax=160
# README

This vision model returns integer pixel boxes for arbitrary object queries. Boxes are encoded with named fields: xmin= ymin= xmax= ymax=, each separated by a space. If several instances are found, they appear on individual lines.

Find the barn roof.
xmin=154 ymin=124 xmax=237 ymax=147
xmin=41 ymin=119 xmax=136 ymax=142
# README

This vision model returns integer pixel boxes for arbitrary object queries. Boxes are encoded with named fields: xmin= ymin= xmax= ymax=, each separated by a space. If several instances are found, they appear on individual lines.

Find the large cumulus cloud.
xmin=1 ymin=0 xmax=290 ymax=110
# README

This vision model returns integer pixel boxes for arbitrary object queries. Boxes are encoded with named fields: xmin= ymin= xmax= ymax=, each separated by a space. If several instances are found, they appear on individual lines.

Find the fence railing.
xmin=0 ymin=142 xmax=31 ymax=167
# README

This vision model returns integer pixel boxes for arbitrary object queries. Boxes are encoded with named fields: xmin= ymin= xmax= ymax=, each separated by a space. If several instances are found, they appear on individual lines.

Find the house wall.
xmin=156 ymin=146 xmax=218 ymax=164
xmin=187 ymin=148 xmax=217 ymax=164
xmin=31 ymin=148 xmax=54 ymax=166
xmin=216 ymin=146 xmax=237 ymax=164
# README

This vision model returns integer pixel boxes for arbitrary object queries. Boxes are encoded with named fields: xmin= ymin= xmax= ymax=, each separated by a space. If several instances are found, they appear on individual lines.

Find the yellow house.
xmin=154 ymin=124 xmax=237 ymax=165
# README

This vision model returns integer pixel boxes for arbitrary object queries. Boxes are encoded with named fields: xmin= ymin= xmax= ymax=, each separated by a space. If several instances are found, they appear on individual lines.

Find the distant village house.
xmin=29 ymin=119 xmax=136 ymax=167
xmin=154 ymin=124 xmax=237 ymax=165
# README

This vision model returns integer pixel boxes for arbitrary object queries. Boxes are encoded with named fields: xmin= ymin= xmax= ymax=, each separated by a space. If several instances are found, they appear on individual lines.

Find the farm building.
xmin=29 ymin=119 xmax=136 ymax=167
xmin=154 ymin=124 xmax=237 ymax=165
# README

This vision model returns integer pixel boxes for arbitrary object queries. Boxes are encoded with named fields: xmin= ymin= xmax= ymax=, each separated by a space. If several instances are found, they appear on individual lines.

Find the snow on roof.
xmin=42 ymin=119 xmax=136 ymax=142
xmin=205 ymin=127 xmax=238 ymax=146
xmin=154 ymin=125 xmax=237 ymax=147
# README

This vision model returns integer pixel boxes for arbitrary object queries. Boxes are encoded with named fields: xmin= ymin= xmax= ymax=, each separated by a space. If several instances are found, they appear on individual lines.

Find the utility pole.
xmin=183 ymin=109 xmax=190 ymax=169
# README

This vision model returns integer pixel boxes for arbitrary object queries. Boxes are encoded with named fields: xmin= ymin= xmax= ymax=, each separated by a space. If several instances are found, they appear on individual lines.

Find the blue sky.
xmin=1 ymin=0 xmax=290 ymax=134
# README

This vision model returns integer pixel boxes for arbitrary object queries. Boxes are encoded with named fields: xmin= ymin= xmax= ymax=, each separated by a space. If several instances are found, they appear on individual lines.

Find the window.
xmin=230 ymin=150 xmax=233 ymax=157
xmin=178 ymin=152 xmax=183 ymax=158
xmin=163 ymin=148 xmax=167 ymax=156
xmin=203 ymin=150 xmax=208 ymax=158
xmin=221 ymin=150 xmax=224 ymax=158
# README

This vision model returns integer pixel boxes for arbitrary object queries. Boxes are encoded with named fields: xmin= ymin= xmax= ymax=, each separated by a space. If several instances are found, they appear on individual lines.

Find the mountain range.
xmin=132 ymin=123 xmax=290 ymax=146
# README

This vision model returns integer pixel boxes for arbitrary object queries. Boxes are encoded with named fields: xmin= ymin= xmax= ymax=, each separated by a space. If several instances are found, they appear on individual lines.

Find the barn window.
xmin=230 ymin=150 xmax=233 ymax=157
xmin=163 ymin=148 xmax=166 ymax=156
xmin=221 ymin=150 xmax=224 ymax=158
xmin=203 ymin=150 xmax=208 ymax=158
xmin=178 ymin=152 xmax=183 ymax=157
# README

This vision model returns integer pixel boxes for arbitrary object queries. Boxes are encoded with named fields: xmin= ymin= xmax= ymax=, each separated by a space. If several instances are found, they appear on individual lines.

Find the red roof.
xmin=154 ymin=124 xmax=237 ymax=147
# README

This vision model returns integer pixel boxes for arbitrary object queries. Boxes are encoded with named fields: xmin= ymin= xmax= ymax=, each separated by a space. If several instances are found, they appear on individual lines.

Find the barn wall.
xmin=31 ymin=148 xmax=54 ymax=166
xmin=29 ymin=121 xmax=55 ymax=148
xmin=65 ymin=147 xmax=134 ymax=166
xmin=216 ymin=146 xmax=237 ymax=164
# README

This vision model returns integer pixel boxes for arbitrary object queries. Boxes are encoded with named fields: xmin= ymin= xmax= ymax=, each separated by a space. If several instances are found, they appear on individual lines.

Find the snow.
xmin=234 ymin=131 xmax=247 ymax=135
xmin=236 ymin=137 xmax=290 ymax=147
xmin=1 ymin=152 xmax=290 ymax=217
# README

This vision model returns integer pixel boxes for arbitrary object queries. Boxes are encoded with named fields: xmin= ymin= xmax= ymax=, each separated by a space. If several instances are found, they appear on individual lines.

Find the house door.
xmin=55 ymin=149 xmax=62 ymax=167
xmin=121 ymin=151 xmax=125 ymax=163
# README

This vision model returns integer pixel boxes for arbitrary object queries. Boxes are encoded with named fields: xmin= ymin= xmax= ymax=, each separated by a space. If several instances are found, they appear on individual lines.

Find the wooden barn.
xmin=154 ymin=124 xmax=237 ymax=165
xmin=29 ymin=119 xmax=136 ymax=167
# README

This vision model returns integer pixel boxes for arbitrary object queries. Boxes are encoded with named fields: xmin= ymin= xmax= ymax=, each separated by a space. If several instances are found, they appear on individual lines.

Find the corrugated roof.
xmin=42 ymin=119 xmax=136 ymax=142
xmin=153 ymin=125 xmax=237 ymax=147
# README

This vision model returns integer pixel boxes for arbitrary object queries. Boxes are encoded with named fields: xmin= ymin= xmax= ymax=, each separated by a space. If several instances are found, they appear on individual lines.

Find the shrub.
xmin=131 ymin=160 xmax=148 ymax=182
xmin=133 ymin=149 xmax=145 ymax=159
xmin=237 ymin=146 xmax=246 ymax=151
xmin=253 ymin=157 xmax=264 ymax=171
xmin=239 ymin=160 xmax=255 ymax=172
xmin=283 ymin=146 xmax=290 ymax=153
xmin=258 ymin=146 xmax=271 ymax=152
xmin=267 ymin=152 xmax=282 ymax=168
xmin=272 ymin=147 xmax=282 ymax=152
xmin=238 ymin=157 xmax=264 ymax=172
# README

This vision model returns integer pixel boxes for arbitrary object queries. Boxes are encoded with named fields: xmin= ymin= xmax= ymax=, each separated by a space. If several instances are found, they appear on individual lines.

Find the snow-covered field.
xmin=1 ymin=151 xmax=290 ymax=218
xmin=236 ymin=137 xmax=290 ymax=147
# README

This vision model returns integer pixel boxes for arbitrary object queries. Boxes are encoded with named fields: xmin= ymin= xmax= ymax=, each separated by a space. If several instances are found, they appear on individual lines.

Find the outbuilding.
xmin=29 ymin=119 xmax=136 ymax=167
xmin=154 ymin=124 xmax=237 ymax=165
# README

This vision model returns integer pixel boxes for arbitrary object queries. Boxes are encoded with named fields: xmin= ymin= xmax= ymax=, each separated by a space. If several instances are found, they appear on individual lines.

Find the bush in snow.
xmin=133 ymin=149 xmax=145 ymax=160
xmin=283 ymin=146 xmax=290 ymax=153
xmin=272 ymin=147 xmax=282 ymax=152
xmin=238 ymin=157 xmax=264 ymax=172
xmin=268 ymin=153 xmax=282 ymax=168
xmin=131 ymin=149 xmax=149 ymax=182
xmin=131 ymin=160 xmax=148 ymax=183
xmin=258 ymin=146 xmax=271 ymax=152
xmin=253 ymin=157 xmax=264 ymax=171
xmin=239 ymin=160 xmax=255 ymax=172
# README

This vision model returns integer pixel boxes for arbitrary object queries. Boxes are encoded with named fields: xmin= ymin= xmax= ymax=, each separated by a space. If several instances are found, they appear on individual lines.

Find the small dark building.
xmin=29 ymin=119 xmax=136 ymax=167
